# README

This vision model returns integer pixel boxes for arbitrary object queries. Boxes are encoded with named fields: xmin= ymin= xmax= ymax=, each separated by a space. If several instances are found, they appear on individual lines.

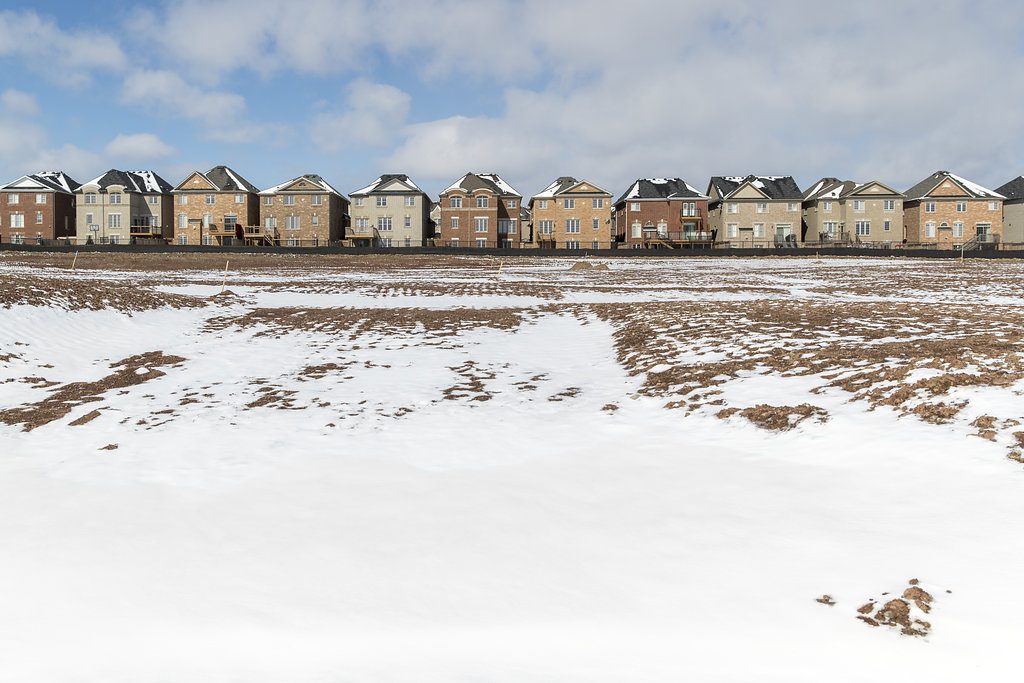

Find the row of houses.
xmin=1 ymin=167 xmax=1022 ymax=250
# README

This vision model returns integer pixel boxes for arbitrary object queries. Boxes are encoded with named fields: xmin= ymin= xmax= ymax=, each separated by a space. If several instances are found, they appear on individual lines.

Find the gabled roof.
xmin=207 ymin=166 xmax=259 ymax=193
xmin=996 ymin=176 xmax=1024 ymax=204
xmin=614 ymin=178 xmax=706 ymax=206
xmin=903 ymin=171 xmax=1004 ymax=201
xmin=350 ymin=173 xmax=423 ymax=196
xmin=531 ymin=176 xmax=611 ymax=203
xmin=261 ymin=174 xmax=343 ymax=196
xmin=708 ymin=175 xmax=803 ymax=201
xmin=0 ymin=171 xmax=80 ymax=195
xmin=80 ymin=169 xmax=172 ymax=194
xmin=802 ymin=177 xmax=856 ymax=201
xmin=443 ymin=172 xmax=521 ymax=197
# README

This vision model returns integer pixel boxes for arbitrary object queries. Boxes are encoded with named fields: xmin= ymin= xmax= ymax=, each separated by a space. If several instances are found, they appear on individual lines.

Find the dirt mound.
xmin=569 ymin=261 xmax=593 ymax=271
xmin=855 ymin=579 xmax=935 ymax=637
xmin=715 ymin=403 xmax=829 ymax=431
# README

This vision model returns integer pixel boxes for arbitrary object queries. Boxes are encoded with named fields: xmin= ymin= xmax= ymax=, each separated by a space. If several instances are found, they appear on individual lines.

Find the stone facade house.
xmin=612 ymin=178 xmax=709 ymax=248
xmin=802 ymin=178 xmax=904 ymax=244
xmin=995 ymin=176 xmax=1024 ymax=245
xmin=0 ymin=171 xmax=80 ymax=244
xmin=708 ymin=175 xmax=803 ymax=246
xmin=75 ymin=170 xmax=173 ymax=244
xmin=172 ymin=166 xmax=261 ymax=246
xmin=438 ymin=173 xmax=523 ymax=248
xmin=259 ymin=174 xmax=349 ymax=246
xmin=529 ymin=177 xmax=612 ymax=249
xmin=348 ymin=174 xmax=432 ymax=247
xmin=903 ymin=171 xmax=1004 ymax=249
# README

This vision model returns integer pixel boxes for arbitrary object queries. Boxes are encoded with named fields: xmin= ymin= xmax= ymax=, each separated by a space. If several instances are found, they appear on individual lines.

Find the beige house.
xmin=995 ymin=176 xmax=1024 ymax=245
xmin=75 ymin=170 xmax=173 ymax=244
xmin=259 ymin=174 xmax=349 ymax=247
xmin=528 ymin=176 xmax=612 ymax=249
xmin=707 ymin=175 xmax=803 ymax=246
xmin=348 ymin=174 xmax=432 ymax=247
xmin=903 ymin=171 xmax=1004 ymax=249
xmin=172 ymin=166 xmax=261 ymax=246
xmin=802 ymin=178 xmax=904 ymax=244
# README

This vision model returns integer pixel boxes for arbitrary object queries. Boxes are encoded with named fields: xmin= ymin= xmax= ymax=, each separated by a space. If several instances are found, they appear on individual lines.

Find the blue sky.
xmin=1 ymin=0 xmax=1023 ymax=199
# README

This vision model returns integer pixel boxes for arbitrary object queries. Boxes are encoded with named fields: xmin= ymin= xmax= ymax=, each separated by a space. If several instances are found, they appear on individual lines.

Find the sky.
xmin=0 ymin=0 xmax=1022 ymax=200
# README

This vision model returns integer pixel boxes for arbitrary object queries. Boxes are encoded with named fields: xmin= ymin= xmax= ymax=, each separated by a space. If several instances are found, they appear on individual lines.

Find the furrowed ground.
xmin=1 ymin=251 xmax=1023 ymax=682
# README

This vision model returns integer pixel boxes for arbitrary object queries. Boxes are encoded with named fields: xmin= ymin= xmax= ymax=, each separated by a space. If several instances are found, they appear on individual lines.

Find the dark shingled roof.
xmin=613 ymin=178 xmax=705 ymax=206
xmin=443 ymin=172 xmax=520 ymax=197
xmin=903 ymin=171 xmax=1003 ymax=201
xmin=84 ymin=169 xmax=173 ymax=194
xmin=996 ymin=176 xmax=1024 ymax=204
xmin=0 ymin=171 xmax=80 ymax=194
xmin=709 ymin=175 xmax=803 ymax=201
xmin=206 ymin=166 xmax=260 ymax=193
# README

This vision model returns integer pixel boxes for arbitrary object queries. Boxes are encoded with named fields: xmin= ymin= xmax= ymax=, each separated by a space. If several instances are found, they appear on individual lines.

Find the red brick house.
xmin=0 ymin=171 xmax=80 ymax=243
xmin=438 ymin=172 xmax=523 ymax=248
xmin=612 ymin=178 xmax=710 ymax=248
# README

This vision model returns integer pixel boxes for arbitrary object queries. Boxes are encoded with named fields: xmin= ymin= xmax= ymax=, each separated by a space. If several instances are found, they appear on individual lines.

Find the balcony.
xmin=129 ymin=225 xmax=163 ymax=236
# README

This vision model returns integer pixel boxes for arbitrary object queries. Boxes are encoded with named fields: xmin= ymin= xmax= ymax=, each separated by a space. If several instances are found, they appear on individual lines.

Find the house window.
xmin=631 ymin=202 xmax=640 ymax=212
xmin=108 ymin=213 xmax=121 ymax=228
xmin=566 ymin=219 xmax=580 ymax=233
xmin=564 ymin=198 xmax=575 ymax=209
xmin=35 ymin=194 xmax=46 ymax=204
xmin=925 ymin=201 xmax=936 ymax=213
xmin=953 ymin=221 xmax=964 ymax=237
xmin=264 ymin=217 xmax=277 ymax=229
xmin=925 ymin=221 xmax=936 ymax=238
xmin=353 ymin=197 xmax=364 ymax=206
xmin=450 ymin=238 xmax=459 ymax=247
xmin=787 ymin=202 xmax=799 ymax=212
xmin=285 ymin=215 xmax=300 ymax=230
xmin=379 ymin=237 xmax=391 ymax=247
xmin=476 ymin=196 xmax=488 ymax=208
xmin=177 ymin=234 xmax=188 ymax=245
xmin=884 ymin=220 xmax=892 ymax=232
xmin=404 ymin=237 xmax=411 ymax=247
xmin=989 ymin=201 xmax=999 ymax=211
xmin=284 ymin=195 xmax=295 ymax=205
xmin=823 ymin=201 xmax=832 ymax=212
xmin=109 ymin=235 xmax=121 ymax=245
xmin=376 ymin=196 xmax=387 ymax=207
xmin=355 ymin=217 xmax=369 ymax=228
xmin=681 ymin=202 xmax=697 ymax=217
xmin=631 ymin=222 xmax=641 ymax=238
xmin=753 ymin=223 xmax=764 ymax=237
xmin=35 ymin=211 xmax=43 ymax=224
xmin=592 ymin=240 xmax=599 ymax=249
xmin=592 ymin=218 xmax=600 ymax=230
xmin=264 ymin=196 xmax=273 ymax=205
xmin=822 ymin=221 xmax=838 ymax=236
xmin=474 ymin=217 xmax=488 ymax=232
xmin=539 ymin=200 xmax=548 ymax=209
xmin=311 ymin=214 xmax=319 ymax=226
xmin=224 ymin=215 xmax=238 ymax=231
xmin=450 ymin=217 xmax=459 ymax=229
xmin=312 ymin=195 xmax=323 ymax=206
xmin=378 ymin=216 xmax=392 ymax=231
xmin=287 ymin=237 xmax=299 ymax=247
xmin=11 ymin=233 xmax=23 ymax=244
xmin=85 ymin=213 xmax=93 ymax=226
xmin=566 ymin=240 xmax=580 ymax=249
xmin=84 ymin=193 xmax=96 ymax=204
xmin=852 ymin=200 xmax=865 ymax=212
xmin=148 ymin=196 xmax=159 ymax=205
xmin=475 ymin=238 xmax=487 ymax=248
xmin=404 ymin=215 xmax=411 ymax=228
xmin=592 ymin=198 xmax=604 ymax=209
xmin=507 ymin=199 xmax=517 ymax=208
xmin=178 ymin=194 xmax=188 ymax=205
xmin=727 ymin=203 xmax=737 ymax=214
xmin=756 ymin=202 xmax=767 ymax=213
xmin=235 ymin=194 xmax=244 ymax=204
xmin=449 ymin=196 xmax=462 ymax=208
xmin=956 ymin=201 xmax=967 ymax=212
xmin=856 ymin=221 xmax=870 ymax=236
xmin=110 ymin=193 xmax=122 ymax=204
xmin=727 ymin=223 xmax=738 ymax=238
xmin=538 ymin=220 xmax=553 ymax=235
xmin=204 ymin=194 xmax=215 ymax=205
xmin=498 ymin=219 xmax=511 ymax=234
xmin=8 ymin=194 xmax=18 ymax=204
xmin=178 ymin=214 xmax=187 ymax=229
xmin=404 ymin=196 xmax=415 ymax=207
xmin=884 ymin=200 xmax=895 ymax=211
xmin=10 ymin=213 xmax=24 ymax=228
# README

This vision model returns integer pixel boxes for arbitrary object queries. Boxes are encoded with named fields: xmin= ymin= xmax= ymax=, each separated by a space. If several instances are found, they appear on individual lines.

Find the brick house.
xmin=0 ymin=171 xmax=79 ymax=244
xmin=612 ymin=178 xmax=710 ymax=248
xmin=348 ymin=174 xmax=432 ymax=247
xmin=995 ymin=176 xmax=1024 ymax=245
xmin=529 ymin=176 xmax=612 ymax=249
xmin=75 ymin=170 xmax=173 ymax=244
xmin=802 ymin=178 xmax=904 ymax=244
xmin=259 ymin=174 xmax=349 ymax=247
xmin=172 ymin=166 xmax=261 ymax=246
xmin=708 ymin=175 xmax=803 ymax=247
xmin=438 ymin=173 xmax=523 ymax=248
xmin=903 ymin=171 xmax=1003 ymax=249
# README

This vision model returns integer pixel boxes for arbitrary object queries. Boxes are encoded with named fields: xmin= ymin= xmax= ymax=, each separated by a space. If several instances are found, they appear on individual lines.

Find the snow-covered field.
xmin=2 ymin=252 xmax=1024 ymax=682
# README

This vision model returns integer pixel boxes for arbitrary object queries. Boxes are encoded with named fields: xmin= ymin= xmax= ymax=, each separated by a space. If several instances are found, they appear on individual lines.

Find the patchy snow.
xmin=947 ymin=173 xmax=1005 ymax=199
xmin=477 ymin=172 xmax=520 ymax=196
xmin=221 ymin=167 xmax=249 ymax=192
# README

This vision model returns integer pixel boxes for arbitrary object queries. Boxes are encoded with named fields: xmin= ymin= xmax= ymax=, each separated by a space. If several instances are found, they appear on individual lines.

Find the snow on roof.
xmin=36 ymin=171 xmax=76 ymax=193
xmin=351 ymin=174 xmax=423 ymax=196
xmin=222 ymin=167 xmax=246 ymax=192
xmin=477 ymin=173 xmax=520 ymax=196
xmin=262 ymin=174 xmax=342 ymax=196
xmin=128 ymin=170 xmax=162 ymax=193
xmin=533 ymin=179 xmax=564 ymax=198
xmin=947 ymin=173 xmax=1004 ymax=199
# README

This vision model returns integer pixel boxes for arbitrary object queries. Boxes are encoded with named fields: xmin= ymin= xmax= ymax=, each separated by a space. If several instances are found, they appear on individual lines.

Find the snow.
xmin=222 ymin=167 xmax=249 ymax=192
xmin=477 ymin=172 xmax=520 ymax=196
xmin=2 ymin=257 xmax=1024 ymax=681
xmin=947 ymin=173 xmax=1005 ymax=199
xmin=263 ymin=175 xmax=341 ymax=196
xmin=533 ymin=178 xmax=565 ymax=198
xmin=352 ymin=175 xmax=423 ymax=196
xmin=128 ymin=170 xmax=163 ymax=194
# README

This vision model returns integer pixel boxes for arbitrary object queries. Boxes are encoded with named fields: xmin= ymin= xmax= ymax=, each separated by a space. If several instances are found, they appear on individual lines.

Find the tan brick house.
xmin=995 ymin=176 xmax=1024 ymax=245
xmin=903 ymin=171 xmax=1003 ymax=249
xmin=172 ymin=166 xmax=261 ymax=246
xmin=0 ymin=171 xmax=79 ymax=244
xmin=802 ymin=178 xmax=904 ymax=245
xmin=708 ymin=175 xmax=803 ymax=247
xmin=259 ymin=174 xmax=349 ymax=247
xmin=612 ymin=178 xmax=710 ymax=248
xmin=348 ymin=174 xmax=432 ymax=247
xmin=438 ymin=173 xmax=523 ymax=248
xmin=75 ymin=170 xmax=173 ymax=244
xmin=529 ymin=176 xmax=612 ymax=249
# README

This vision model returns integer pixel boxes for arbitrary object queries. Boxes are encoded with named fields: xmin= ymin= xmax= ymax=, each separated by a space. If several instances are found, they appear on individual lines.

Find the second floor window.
xmin=476 ymin=196 xmax=488 ymax=208
xmin=884 ymin=200 xmax=895 ymax=211
xmin=404 ymin=215 xmax=411 ymax=228
xmin=925 ymin=201 xmax=936 ymax=213
xmin=35 ymin=211 xmax=43 ymax=224
xmin=110 ymin=193 xmax=122 ymax=204
xmin=856 ymin=221 xmax=870 ymax=235
xmin=108 ymin=213 xmax=121 ymax=228
xmin=566 ymin=219 xmax=580 ymax=233
xmin=956 ymin=201 xmax=967 ymax=212
xmin=285 ymin=215 xmax=300 ymax=229
xmin=852 ymin=200 xmax=865 ymax=212
xmin=378 ymin=216 xmax=392 ymax=231
xmin=450 ymin=217 xmax=459 ymax=229
xmin=205 ymin=195 xmax=215 ymax=205
xmin=35 ymin=194 xmax=46 ymax=204
xmin=475 ymin=217 xmax=488 ymax=232
xmin=284 ymin=195 xmax=295 ymax=205
xmin=681 ymin=202 xmax=697 ymax=217
xmin=563 ymin=198 xmax=575 ymax=209
xmin=450 ymin=196 xmax=462 ymax=208
xmin=592 ymin=198 xmax=604 ymax=209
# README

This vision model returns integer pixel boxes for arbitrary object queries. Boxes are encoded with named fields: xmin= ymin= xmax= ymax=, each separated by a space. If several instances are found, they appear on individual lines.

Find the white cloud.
xmin=104 ymin=133 xmax=176 ymax=161
xmin=0 ymin=10 xmax=126 ymax=87
xmin=310 ymin=80 xmax=411 ymax=152
xmin=0 ymin=89 xmax=39 ymax=116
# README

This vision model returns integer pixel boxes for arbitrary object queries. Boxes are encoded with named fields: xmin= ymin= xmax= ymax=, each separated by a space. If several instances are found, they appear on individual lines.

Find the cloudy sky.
xmin=0 ymin=0 xmax=1021 ymax=199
